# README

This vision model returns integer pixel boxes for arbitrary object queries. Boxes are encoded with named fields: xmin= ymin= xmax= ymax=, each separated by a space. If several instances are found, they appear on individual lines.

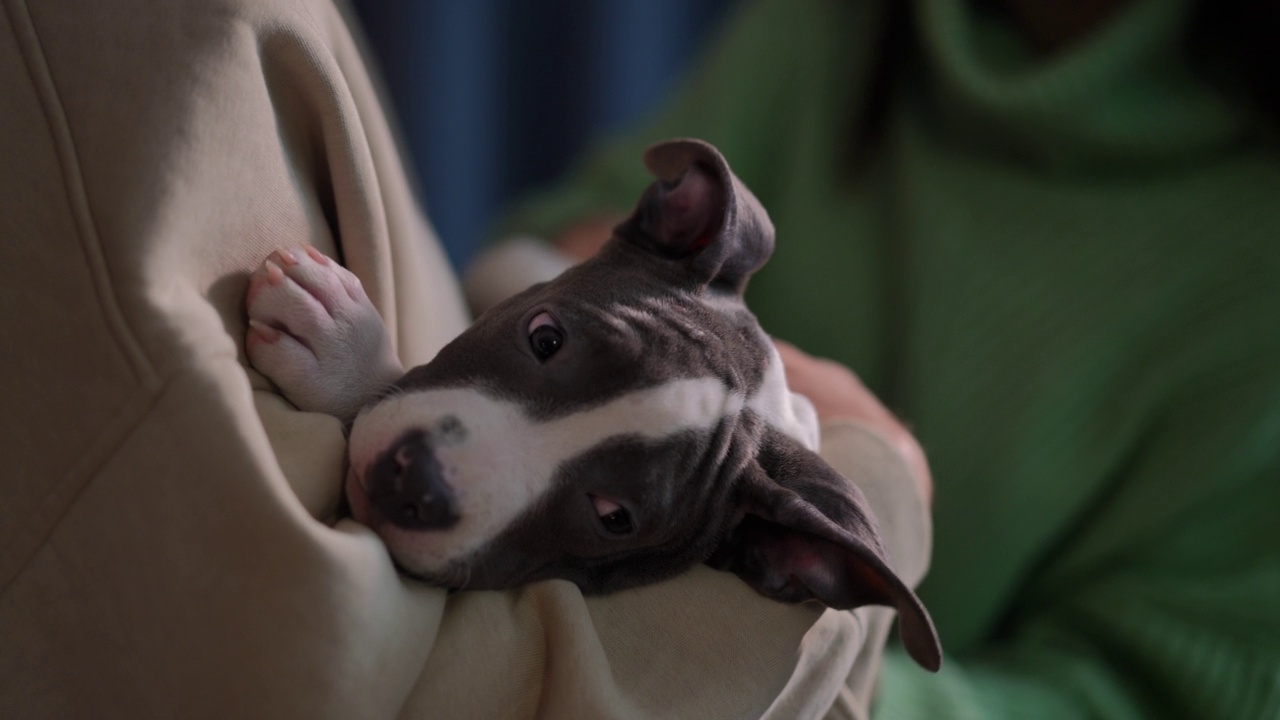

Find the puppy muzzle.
xmin=365 ymin=429 xmax=460 ymax=530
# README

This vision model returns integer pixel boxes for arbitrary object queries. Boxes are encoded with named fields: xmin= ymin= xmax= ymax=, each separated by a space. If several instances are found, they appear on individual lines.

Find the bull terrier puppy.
xmin=246 ymin=139 xmax=942 ymax=670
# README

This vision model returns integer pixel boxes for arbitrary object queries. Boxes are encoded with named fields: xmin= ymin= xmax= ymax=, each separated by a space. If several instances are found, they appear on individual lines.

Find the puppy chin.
xmin=344 ymin=468 xmax=463 ymax=581
xmin=382 ymin=538 xmax=475 ymax=589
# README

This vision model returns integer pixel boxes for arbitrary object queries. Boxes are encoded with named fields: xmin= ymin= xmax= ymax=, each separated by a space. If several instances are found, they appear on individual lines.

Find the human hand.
xmin=774 ymin=339 xmax=933 ymax=504
xmin=553 ymin=215 xmax=625 ymax=261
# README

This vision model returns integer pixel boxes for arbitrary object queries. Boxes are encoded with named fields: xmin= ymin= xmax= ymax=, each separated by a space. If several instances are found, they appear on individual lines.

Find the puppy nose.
xmin=367 ymin=430 xmax=460 ymax=530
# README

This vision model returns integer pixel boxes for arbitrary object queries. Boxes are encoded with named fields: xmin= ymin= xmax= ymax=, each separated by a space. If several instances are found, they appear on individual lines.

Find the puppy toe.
xmin=303 ymin=245 xmax=331 ymax=266
xmin=272 ymin=247 xmax=356 ymax=317
xmin=272 ymin=248 xmax=300 ymax=267
xmin=246 ymin=318 xmax=282 ymax=345
xmin=246 ymin=322 xmax=318 ymax=388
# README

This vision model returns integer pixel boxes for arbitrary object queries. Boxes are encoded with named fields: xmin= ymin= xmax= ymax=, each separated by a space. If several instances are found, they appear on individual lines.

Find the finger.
xmin=555 ymin=216 xmax=621 ymax=261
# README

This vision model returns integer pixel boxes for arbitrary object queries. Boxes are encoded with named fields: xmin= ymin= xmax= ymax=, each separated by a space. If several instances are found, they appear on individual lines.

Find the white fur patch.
xmin=749 ymin=346 xmax=821 ymax=452
xmin=348 ymin=377 xmax=740 ymax=573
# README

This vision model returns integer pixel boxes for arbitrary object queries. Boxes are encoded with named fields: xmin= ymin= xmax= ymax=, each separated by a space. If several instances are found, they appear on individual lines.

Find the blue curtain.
xmin=351 ymin=0 xmax=737 ymax=271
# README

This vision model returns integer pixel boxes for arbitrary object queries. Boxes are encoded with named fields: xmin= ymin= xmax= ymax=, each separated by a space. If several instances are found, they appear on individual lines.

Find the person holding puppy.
xmin=471 ymin=0 xmax=1280 ymax=717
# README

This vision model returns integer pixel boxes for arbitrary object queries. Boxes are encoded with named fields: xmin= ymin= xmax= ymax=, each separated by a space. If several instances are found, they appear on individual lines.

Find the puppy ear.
xmin=708 ymin=429 xmax=943 ymax=672
xmin=614 ymin=138 xmax=774 ymax=294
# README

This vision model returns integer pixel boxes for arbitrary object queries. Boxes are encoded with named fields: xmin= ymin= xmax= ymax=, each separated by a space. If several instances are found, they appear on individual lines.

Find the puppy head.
xmin=346 ymin=139 xmax=941 ymax=671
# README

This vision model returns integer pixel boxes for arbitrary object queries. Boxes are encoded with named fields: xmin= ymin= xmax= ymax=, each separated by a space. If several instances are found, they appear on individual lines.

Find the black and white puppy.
xmin=246 ymin=139 xmax=941 ymax=671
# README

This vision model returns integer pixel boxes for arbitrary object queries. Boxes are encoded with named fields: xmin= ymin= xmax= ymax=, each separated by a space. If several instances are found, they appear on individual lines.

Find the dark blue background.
xmin=351 ymin=0 xmax=737 ymax=271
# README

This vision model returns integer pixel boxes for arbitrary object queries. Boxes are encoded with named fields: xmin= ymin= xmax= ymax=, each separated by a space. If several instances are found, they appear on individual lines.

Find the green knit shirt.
xmin=506 ymin=0 xmax=1280 ymax=717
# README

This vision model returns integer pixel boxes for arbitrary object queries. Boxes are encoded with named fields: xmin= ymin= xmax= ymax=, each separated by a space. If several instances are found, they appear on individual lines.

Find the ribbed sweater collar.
xmin=911 ymin=0 xmax=1246 ymax=172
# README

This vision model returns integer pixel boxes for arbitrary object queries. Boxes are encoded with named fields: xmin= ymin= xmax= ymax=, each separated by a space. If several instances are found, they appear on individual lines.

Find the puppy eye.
xmin=590 ymin=495 xmax=634 ymax=536
xmin=528 ymin=312 xmax=564 ymax=361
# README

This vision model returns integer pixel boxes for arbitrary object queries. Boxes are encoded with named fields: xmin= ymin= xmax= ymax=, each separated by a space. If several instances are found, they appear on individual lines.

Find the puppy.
xmin=246 ymin=139 xmax=941 ymax=671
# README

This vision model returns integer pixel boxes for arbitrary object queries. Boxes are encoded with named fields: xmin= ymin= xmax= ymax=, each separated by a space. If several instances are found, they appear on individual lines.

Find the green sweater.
xmin=507 ymin=0 xmax=1280 ymax=717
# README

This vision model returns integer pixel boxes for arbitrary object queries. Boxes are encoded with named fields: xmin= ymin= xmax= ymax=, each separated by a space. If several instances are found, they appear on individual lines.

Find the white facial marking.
xmin=747 ymin=345 xmax=821 ymax=451
xmin=347 ymin=377 xmax=739 ymax=573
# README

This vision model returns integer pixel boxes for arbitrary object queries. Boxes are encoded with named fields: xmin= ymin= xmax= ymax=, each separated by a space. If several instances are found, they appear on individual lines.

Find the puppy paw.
xmin=245 ymin=247 xmax=403 ymax=419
